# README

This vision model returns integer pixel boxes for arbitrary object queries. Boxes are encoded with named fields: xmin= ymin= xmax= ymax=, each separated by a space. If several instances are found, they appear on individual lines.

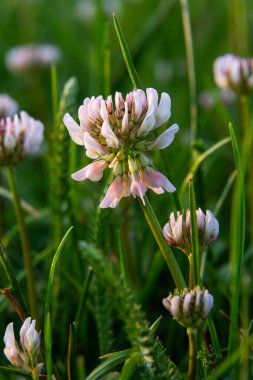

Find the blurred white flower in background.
xmin=5 ymin=43 xmax=61 ymax=74
xmin=0 ymin=94 xmax=19 ymax=118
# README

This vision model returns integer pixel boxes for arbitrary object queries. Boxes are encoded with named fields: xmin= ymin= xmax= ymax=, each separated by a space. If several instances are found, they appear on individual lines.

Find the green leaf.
xmin=0 ymin=365 xmax=32 ymax=378
xmin=86 ymin=349 xmax=135 ymax=380
xmin=119 ymin=353 xmax=140 ymax=379
xmin=150 ymin=315 xmax=163 ymax=333
xmin=113 ymin=14 xmax=142 ymax=89
xmin=44 ymin=226 xmax=73 ymax=380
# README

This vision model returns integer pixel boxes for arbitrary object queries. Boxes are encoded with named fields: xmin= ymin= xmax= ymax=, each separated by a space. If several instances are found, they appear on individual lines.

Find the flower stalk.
xmin=187 ymin=327 xmax=197 ymax=380
xmin=139 ymin=195 xmax=185 ymax=289
xmin=6 ymin=166 xmax=38 ymax=321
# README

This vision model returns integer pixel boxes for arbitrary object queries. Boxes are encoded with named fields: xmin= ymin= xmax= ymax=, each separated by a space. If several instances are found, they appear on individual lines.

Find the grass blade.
xmin=119 ymin=353 xmax=140 ymax=380
xmin=44 ymin=226 xmax=73 ymax=380
xmin=188 ymin=179 xmax=200 ymax=286
xmin=86 ymin=349 xmax=134 ymax=380
xmin=113 ymin=13 xmax=142 ymax=89
xmin=227 ymin=123 xmax=245 ymax=372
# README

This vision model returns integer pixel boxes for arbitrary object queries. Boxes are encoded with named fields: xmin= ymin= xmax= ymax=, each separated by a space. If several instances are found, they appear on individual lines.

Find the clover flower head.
xmin=0 ymin=111 xmax=44 ymax=166
xmin=213 ymin=53 xmax=253 ymax=94
xmin=163 ymin=208 xmax=219 ymax=254
xmin=163 ymin=286 xmax=214 ymax=328
xmin=5 ymin=43 xmax=61 ymax=74
xmin=64 ymin=88 xmax=179 ymax=208
xmin=0 ymin=94 xmax=19 ymax=118
xmin=3 ymin=317 xmax=43 ymax=375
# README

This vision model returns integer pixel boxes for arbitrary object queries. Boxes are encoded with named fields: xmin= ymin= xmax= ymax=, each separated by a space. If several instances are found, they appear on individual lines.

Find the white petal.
xmin=122 ymin=101 xmax=129 ymax=134
xmin=3 ymin=118 xmax=16 ymax=149
xmin=101 ymin=120 xmax=120 ymax=148
xmin=20 ymin=317 xmax=31 ymax=346
xmin=63 ymin=113 xmax=84 ymax=145
xmin=136 ymin=107 xmax=156 ymax=137
xmin=146 ymin=88 xmax=158 ymax=113
xmin=145 ymin=124 xmax=179 ymax=150
xmin=155 ymin=92 xmax=171 ymax=128
xmin=83 ymin=132 xmax=108 ymax=159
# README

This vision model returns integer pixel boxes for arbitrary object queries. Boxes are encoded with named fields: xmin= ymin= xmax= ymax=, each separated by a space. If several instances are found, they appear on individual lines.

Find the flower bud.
xmin=0 ymin=111 xmax=44 ymax=166
xmin=163 ymin=208 xmax=219 ymax=254
xmin=163 ymin=286 xmax=214 ymax=328
xmin=213 ymin=53 xmax=253 ymax=94
xmin=3 ymin=317 xmax=42 ymax=376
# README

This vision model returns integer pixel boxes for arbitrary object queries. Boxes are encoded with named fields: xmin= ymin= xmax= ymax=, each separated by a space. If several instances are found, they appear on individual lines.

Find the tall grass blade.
xmin=113 ymin=14 xmax=142 ymax=89
xmin=119 ymin=353 xmax=140 ymax=379
xmin=227 ymin=123 xmax=245 ymax=372
xmin=44 ymin=226 xmax=73 ymax=380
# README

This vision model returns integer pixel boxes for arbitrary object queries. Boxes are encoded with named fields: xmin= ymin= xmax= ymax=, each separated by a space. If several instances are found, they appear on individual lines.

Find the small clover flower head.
xmin=5 ymin=43 xmax=61 ymax=74
xmin=162 ymin=286 xmax=214 ymax=328
xmin=3 ymin=317 xmax=43 ymax=375
xmin=0 ymin=94 xmax=19 ymax=118
xmin=0 ymin=111 xmax=44 ymax=166
xmin=163 ymin=208 xmax=219 ymax=254
xmin=213 ymin=53 xmax=253 ymax=94
xmin=64 ymin=88 xmax=179 ymax=208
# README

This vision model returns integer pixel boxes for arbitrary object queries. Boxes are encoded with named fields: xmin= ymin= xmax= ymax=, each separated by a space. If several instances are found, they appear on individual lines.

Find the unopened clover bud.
xmin=20 ymin=317 xmax=40 ymax=358
xmin=163 ymin=208 xmax=219 ymax=254
xmin=163 ymin=286 xmax=214 ymax=328
xmin=213 ymin=53 xmax=253 ymax=94
xmin=3 ymin=317 xmax=42 ymax=376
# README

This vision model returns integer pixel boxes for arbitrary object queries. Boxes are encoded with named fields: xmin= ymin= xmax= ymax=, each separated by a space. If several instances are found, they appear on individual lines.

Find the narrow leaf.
xmin=113 ymin=14 xmax=142 ymax=89
xmin=119 ymin=353 xmax=140 ymax=380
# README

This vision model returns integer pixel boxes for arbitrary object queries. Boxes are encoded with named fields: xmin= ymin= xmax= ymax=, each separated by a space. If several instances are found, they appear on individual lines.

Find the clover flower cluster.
xmin=64 ymin=88 xmax=179 ymax=208
xmin=214 ymin=53 xmax=253 ymax=94
xmin=163 ymin=208 xmax=219 ymax=254
xmin=163 ymin=286 xmax=213 ymax=328
xmin=0 ymin=111 xmax=44 ymax=166
xmin=3 ymin=317 xmax=43 ymax=376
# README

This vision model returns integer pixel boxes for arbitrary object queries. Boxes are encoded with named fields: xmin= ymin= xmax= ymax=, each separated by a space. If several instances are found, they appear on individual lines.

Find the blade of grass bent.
xmin=228 ymin=123 xmax=245 ymax=369
xmin=44 ymin=226 xmax=73 ymax=380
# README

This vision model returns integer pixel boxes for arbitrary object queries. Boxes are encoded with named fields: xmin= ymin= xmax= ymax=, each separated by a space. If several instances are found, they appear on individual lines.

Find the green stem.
xmin=187 ymin=327 xmax=197 ymax=380
xmin=6 ymin=167 xmax=39 ymax=321
xmin=139 ymin=196 xmax=185 ymax=289
xmin=240 ymin=96 xmax=253 ymax=242
xmin=188 ymin=253 xmax=194 ymax=289
xmin=179 ymin=0 xmax=197 ymax=140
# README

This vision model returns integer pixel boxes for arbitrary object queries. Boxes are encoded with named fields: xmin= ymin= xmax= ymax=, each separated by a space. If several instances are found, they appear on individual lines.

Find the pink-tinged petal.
xmin=100 ymin=99 xmax=110 ymax=123
xmin=101 ymin=120 xmax=120 ymax=148
xmin=83 ymin=131 xmax=108 ymax=158
xmin=139 ymin=167 xmax=176 ymax=193
xmin=203 ymin=291 xmax=214 ymax=317
xmin=163 ymin=222 xmax=174 ymax=244
xmin=78 ymin=98 xmax=93 ymax=133
xmin=196 ymin=208 xmax=205 ymax=230
xmin=71 ymin=160 xmax=107 ymax=182
xmin=89 ymin=96 xmax=103 ymax=121
xmin=63 ymin=113 xmax=84 ymax=145
xmin=99 ymin=175 xmax=130 ymax=208
xmin=133 ymin=89 xmax=146 ymax=120
xmin=4 ymin=323 xmax=16 ymax=346
xmin=169 ymin=295 xmax=181 ymax=318
xmin=144 ymin=124 xmax=179 ymax=151
xmin=20 ymin=317 xmax=32 ymax=346
xmin=122 ymin=102 xmax=129 ymax=134
xmin=130 ymin=176 xmax=147 ymax=204
xmin=155 ymin=92 xmax=171 ymax=128
xmin=24 ymin=118 xmax=44 ymax=153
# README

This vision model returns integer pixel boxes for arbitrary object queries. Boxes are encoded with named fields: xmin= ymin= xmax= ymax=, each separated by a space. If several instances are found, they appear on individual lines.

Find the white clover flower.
xmin=163 ymin=208 xmax=219 ymax=254
xmin=163 ymin=286 xmax=214 ymax=327
xmin=5 ymin=43 xmax=61 ymax=74
xmin=213 ymin=53 xmax=253 ymax=94
xmin=0 ymin=111 xmax=44 ymax=166
xmin=0 ymin=94 xmax=19 ymax=118
xmin=3 ymin=317 xmax=43 ymax=375
xmin=64 ymin=88 xmax=179 ymax=208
